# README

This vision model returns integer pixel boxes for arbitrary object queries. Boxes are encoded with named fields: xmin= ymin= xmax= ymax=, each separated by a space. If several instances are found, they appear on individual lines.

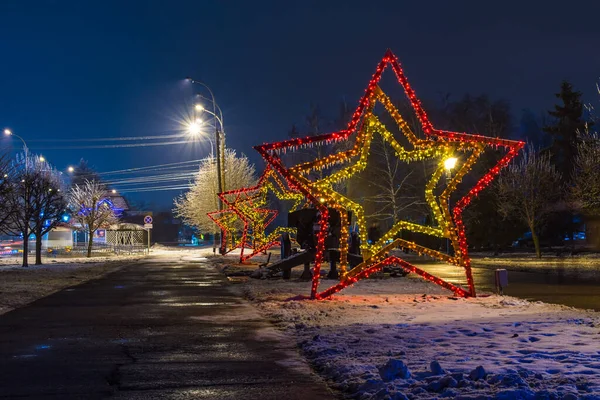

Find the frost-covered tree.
xmin=4 ymin=155 xmax=67 ymax=266
xmin=69 ymin=180 xmax=118 ymax=257
xmin=173 ymin=149 xmax=256 ymax=232
xmin=0 ymin=154 xmax=14 ymax=230
xmin=30 ymin=167 xmax=67 ymax=265
xmin=496 ymin=145 xmax=562 ymax=258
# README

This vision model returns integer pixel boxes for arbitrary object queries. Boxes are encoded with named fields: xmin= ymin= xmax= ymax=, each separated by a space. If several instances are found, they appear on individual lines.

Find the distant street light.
xmin=4 ymin=128 xmax=29 ymax=171
xmin=67 ymin=166 xmax=75 ymax=173
xmin=39 ymin=156 xmax=46 ymax=162
xmin=111 ymin=189 xmax=117 ymax=194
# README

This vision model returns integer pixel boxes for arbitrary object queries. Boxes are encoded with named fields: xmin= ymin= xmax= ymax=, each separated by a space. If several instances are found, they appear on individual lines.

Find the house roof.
xmin=105 ymin=193 xmax=129 ymax=211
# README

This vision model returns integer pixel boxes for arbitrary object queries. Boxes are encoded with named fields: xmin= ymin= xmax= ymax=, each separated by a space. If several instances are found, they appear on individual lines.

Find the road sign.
xmin=144 ymin=223 xmax=153 ymax=229
xmin=144 ymin=215 xmax=153 ymax=224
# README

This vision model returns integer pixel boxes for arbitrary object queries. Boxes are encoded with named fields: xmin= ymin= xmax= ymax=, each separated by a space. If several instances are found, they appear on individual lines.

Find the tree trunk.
xmin=35 ymin=231 xmax=43 ymax=265
xmin=530 ymin=223 xmax=541 ymax=258
xmin=87 ymin=230 xmax=93 ymax=257
xmin=22 ymin=229 xmax=29 ymax=267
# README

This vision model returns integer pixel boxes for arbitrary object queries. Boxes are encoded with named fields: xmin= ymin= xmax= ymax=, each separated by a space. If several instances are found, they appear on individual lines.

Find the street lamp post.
xmin=444 ymin=157 xmax=458 ymax=256
xmin=186 ymin=78 xmax=227 ymax=253
xmin=4 ymin=129 xmax=29 ymax=171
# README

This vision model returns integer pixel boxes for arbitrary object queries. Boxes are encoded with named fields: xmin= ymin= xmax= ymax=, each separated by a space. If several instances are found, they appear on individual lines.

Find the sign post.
xmin=144 ymin=215 xmax=153 ymax=253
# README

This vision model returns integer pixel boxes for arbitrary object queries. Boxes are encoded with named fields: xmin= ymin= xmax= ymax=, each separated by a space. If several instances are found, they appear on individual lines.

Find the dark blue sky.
xmin=1 ymin=0 xmax=599 ymax=208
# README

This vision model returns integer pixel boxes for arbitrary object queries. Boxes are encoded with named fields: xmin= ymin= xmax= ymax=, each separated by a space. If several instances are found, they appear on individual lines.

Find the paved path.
xmin=0 ymin=253 xmax=335 ymax=399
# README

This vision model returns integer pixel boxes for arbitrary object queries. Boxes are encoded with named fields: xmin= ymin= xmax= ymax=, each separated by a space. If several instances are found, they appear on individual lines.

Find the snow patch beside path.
xmin=227 ymin=265 xmax=600 ymax=399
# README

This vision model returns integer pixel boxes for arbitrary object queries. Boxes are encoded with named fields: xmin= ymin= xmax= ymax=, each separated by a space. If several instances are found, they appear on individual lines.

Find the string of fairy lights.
xmin=214 ymin=165 xmax=303 ymax=263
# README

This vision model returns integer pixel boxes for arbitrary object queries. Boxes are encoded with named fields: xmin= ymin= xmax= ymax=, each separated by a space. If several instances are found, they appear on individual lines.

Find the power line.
xmin=105 ymin=172 xmax=197 ymax=186
xmin=97 ymin=159 xmax=203 ymax=176
xmin=30 ymin=139 xmax=194 ymax=150
xmin=27 ymin=133 xmax=187 ymax=142
xmin=117 ymin=185 xmax=193 ymax=193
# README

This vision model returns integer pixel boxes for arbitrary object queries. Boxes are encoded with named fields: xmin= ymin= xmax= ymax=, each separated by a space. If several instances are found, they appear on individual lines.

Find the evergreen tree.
xmin=71 ymin=159 xmax=102 ymax=188
xmin=543 ymin=81 xmax=589 ymax=180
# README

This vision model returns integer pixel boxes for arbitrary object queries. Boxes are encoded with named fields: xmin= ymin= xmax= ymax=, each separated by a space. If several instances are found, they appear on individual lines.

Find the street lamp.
xmin=39 ymin=156 xmax=46 ymax=162
xmin=187 ymin=121 xmax=202 ymax=136
xmin=4 ymin=128 xmax=29 ymax=171
xmin=444 ymin=157 xmax=458 ymax=256
xmin=67 ymin=166 xmax=75 ymax=173
xmin=186 ymin=77 xmax=227 ymax=253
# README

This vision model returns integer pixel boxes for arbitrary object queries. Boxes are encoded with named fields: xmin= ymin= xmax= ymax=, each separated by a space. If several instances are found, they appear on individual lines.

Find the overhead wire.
xmin=27 ymin=133 xmax=187 ymax=142
xmin=117 ymin=185 xmax=193 ymax=193
xmin=30 ymin=139 xmax=194 ymax=150
xmin=96 ymin=159 xmax=203 ymax=176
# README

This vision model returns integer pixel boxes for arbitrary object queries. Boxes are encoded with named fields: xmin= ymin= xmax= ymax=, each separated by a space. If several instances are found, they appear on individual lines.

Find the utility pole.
xmin=186 ymin=78 xmax=227 ymax=254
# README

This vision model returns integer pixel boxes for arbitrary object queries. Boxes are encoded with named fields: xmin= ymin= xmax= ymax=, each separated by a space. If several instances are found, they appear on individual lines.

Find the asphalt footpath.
xmin=0 ymin=253 xmax=336 ymax=399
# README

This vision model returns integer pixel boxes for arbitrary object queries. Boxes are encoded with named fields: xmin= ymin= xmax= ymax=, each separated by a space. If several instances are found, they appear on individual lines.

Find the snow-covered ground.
xmin=0 ymin=255 xmax=143 ymax=316
xmin=217 ymin=254 xmax=600 ymax=399
xmin=0 ymin=253 xmax=143 ymax=267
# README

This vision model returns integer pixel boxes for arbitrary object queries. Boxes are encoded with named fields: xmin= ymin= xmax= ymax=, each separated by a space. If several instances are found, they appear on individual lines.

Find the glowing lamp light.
xmin=188 ymin=122 xmax=201 ymax=135
xmin=3 ymin=129 xmax=12 ymax=136
xmin=39 ymin=156 xmax=46 ymax=162
xmin=444 ymin=157 xmax=458 ymax=171
xmin=195 ymin=104 xmax=204 ymax=111
xmin=67 ymin=166 xmax=75 ymax=173
xmin=111 ymin=189 xmax=117 ymax=194
xmin=319 ymin=197 xmax=326 ymax=203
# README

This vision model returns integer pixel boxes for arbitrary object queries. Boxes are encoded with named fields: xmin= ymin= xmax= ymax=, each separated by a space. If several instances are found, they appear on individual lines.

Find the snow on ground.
xmin=0 ymin=253 xmax=143 ymax=267
xmin=0 ymin=255 xmax=143 ymax=316
xmin=216 ymin=254 xmax=600 ymax=399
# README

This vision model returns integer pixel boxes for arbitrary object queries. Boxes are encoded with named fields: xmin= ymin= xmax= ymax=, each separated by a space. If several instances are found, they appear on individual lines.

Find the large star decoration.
xmin=255 ymin=50 xmax=524 ymax=299
xmin=217 ymin=165 xmax=304 ymax=263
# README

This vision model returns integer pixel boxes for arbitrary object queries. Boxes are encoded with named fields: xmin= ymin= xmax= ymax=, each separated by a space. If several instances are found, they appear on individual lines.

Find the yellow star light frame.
xmin=255 ymin=50 xmax=524 ymax=299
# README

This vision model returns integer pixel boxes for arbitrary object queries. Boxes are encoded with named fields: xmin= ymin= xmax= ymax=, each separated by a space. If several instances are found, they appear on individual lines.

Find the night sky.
xmin=1 ymin=0 xmax=599 ymax=208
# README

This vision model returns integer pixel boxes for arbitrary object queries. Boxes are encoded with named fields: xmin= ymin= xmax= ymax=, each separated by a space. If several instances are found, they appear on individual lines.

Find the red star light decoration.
xmin=207 ymin=208 xmax=248 ymax=254
xmin=216 ymin=165 xmax=303 ymax=263
xmin=255 ymin=50 xmax=524 ymax=299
